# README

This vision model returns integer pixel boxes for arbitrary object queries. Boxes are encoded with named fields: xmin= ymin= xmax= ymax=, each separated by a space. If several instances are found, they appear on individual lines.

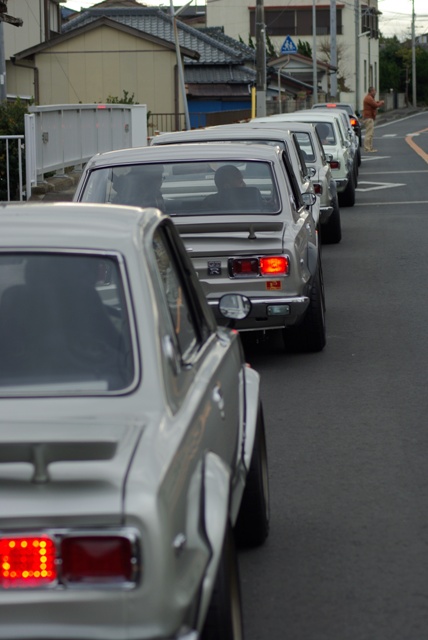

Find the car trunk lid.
xmin=0 ymin=422 xmax=143 ymax=529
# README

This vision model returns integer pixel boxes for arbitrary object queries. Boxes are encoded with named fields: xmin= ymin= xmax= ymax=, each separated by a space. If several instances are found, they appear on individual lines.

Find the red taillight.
xmin=229 ymin=256 xmax=289 ymax=277
xmin=229 ymin=258 xmax=259 ymax=277
xmin=326 ymin=103 xmax=337 ymax=107
xmin=61 ymin=536 xmax=134 ymax=584
xmin=260 ymin=256 xmax=289 ymax=276
xmin=350 ymin=117 xmax=358 ymax=126
xmin=329 ymin=160 xmax=340 ymax=169
xmin=0 ymin=536 xmax=57 ymax=588
xmin=313 ymin=183 xmax=323 ymax=195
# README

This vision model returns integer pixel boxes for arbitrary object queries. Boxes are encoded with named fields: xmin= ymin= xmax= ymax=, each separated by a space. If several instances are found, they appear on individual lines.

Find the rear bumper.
xmin=209 ymin=295 xmax=310 ymax=331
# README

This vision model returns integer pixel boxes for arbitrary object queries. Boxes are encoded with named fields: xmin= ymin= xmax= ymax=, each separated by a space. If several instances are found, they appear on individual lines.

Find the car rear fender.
xmin=307 ymin=241 xmax=319 ymax=278
xmin=229 ymin=365 xmax=260 ymax=525
xmin=195 ymin=451 xmax=231 ymax=629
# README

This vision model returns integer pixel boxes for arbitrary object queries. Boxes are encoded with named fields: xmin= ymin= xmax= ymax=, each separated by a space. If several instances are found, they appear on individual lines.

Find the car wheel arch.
xmin=194 ymin=451 xmax=233 ymax=631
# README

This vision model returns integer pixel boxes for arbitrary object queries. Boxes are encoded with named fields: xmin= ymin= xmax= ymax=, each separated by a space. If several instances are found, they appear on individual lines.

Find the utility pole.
xmin=312 ymin=0 xmax=317 ymax=105
xmin=255 ymin=0 xmax=266 ymax=116
xmin=330 ymin=0 xmax=337 ymax=98
xmin=411 ymin=0 xmax=417 ymax=107
xmin=355 ymin=0 xmax=360 ymax=114
xmin=0 ymin=1 xmax=23 ymax=102
xmin=170 ymin=0 xmax=191 ymax=130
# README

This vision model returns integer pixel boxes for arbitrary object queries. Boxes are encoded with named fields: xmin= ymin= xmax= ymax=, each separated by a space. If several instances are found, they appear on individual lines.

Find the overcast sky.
xmin=61 ymin=0 xmax=428 ymax=40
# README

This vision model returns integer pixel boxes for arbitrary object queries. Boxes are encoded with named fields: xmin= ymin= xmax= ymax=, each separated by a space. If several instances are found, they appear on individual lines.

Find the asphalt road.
xmin=239 ymin=112 xmax=428 ymax=640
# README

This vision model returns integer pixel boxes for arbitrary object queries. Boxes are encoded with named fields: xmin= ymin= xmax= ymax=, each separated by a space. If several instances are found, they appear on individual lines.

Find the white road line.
xmin=361 ymin=156 xmax=390 ymax=161
xmin=356 ymin=181 xmax=405 ymax=192
xmin=382 ymin=134 xmax=397 ymax=137
xmin=354 ymin=200 xmax=428 ymax=206
xmin=359 ymin=170 xmax=428 ymax=175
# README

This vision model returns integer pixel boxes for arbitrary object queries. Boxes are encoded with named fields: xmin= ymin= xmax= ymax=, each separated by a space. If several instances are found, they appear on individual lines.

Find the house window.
xmin=250 ymin=7 xmax=342 ymax=37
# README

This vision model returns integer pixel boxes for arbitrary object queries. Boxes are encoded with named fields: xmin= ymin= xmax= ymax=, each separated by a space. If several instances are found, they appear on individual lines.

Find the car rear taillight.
xmin=313 ymin=183 xmax=323 ymax=195
xmin=229 ymin=258 xmax=259 ymax=277
xmin=326 ymin=103 xmax=337 ymax=107
xmin=350 ymin=117 xmax=358 ymax=126
xmin=259 ymin=256 xmax=289 ymax=276
xmin=0 ymin=536 xmax=57 ymax=588
xmin=229 ymin=256 xmax=289 ymax=277
xmin=61 ymin=536 xmax=134 ymax=584
xmin=329 ymin=160 xmax=340 ymax=170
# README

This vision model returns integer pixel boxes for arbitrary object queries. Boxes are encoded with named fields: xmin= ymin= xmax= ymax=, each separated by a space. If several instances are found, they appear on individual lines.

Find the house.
xmin=206 ymin=0 xmax=382 ymax=112
xmin=3 ymin=0 xmax=62 ymax=100
xmin=12 ymin=5 xmax=261 ymax=128
xmin=6 ymin=0 xmax=337 ymax=126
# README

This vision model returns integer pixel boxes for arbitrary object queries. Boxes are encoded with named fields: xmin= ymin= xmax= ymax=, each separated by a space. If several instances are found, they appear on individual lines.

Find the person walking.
xmin=363 ymin=86 xmax=384 ymax=152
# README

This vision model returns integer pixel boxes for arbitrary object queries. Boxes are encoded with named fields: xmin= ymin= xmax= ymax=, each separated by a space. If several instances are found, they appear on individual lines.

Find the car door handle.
xmin=212 ymin=384 xmax=225 ymax=421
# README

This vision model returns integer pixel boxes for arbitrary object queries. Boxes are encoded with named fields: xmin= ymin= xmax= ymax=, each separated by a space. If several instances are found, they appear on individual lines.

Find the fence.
xmin=24 ymin=104 xmax=148 ymax=199
xmin=0 ymin=135 xmax=25 ymax=201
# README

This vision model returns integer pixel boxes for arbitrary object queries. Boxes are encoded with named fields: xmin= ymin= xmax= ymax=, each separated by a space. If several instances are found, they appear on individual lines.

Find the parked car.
xmin=244 ymin=121 xmax=342 ymax=244
xmin=0 ymin=203 xmax=269 ymax=640
xmin=312 ymin=102 xmax=362 ymax=147
xmin=75 ymin=143 xmax=326 ymax=352
xmin=151 ymin=124 xmax=321 ymax=231
xmin=253 ymin=112 xmax=356 ymax=208
xmin=311 ymin=106 xmax=361 ymax=168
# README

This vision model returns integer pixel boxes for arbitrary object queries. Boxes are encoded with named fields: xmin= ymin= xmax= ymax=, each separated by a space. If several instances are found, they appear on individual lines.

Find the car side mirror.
xmin=302 ymin=192 xmax=317 ymax=207
xmin=219 ymin=294 xmax=251 ymax=321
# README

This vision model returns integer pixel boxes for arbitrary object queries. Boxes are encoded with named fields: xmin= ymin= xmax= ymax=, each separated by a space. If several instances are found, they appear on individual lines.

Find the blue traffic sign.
xmin=280 ymin=35 xmax=297 ymax=54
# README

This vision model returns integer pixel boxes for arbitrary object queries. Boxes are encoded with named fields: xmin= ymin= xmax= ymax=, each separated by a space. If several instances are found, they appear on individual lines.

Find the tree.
xmin=379 ymin=36 xmax=428 ymax=105
xmin=318 ymin=37 xmax=351 ymax=92
xmin=297 ymin=40 xmax=312 ymax=58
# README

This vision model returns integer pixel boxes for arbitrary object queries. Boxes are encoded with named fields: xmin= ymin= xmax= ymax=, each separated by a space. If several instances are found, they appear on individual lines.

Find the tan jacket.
xmin=363 ymin=93 xmax=381 ymax=120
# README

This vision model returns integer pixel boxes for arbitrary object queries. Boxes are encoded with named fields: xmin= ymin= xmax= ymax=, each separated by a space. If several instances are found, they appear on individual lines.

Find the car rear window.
xmin=314 ymin=123 xmax=336 ymax=145
xmin=80 ymin=161 xmax=281 ymax=216
xmin=294 ymin=132 xmax=316 ymax=162
xmin=0 ymin=253 xmax=135 ymax=395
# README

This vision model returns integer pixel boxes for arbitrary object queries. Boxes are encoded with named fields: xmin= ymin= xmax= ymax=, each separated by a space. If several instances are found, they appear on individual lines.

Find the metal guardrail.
xmin=24 ymin=104 xmax=148 ymax=200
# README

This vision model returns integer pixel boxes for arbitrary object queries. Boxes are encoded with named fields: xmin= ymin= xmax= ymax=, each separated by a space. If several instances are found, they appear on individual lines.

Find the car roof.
xmin=312 ymin=102 xmax=355 ymax=115
xmin=252 ymin=112 xmax=342 ymax=129
xmin=152 ymin=124 xmax=300 ymax=145
xmin=0 ymin=203 xmax=164 ymax=250
xmin=85 ymin=142 xmax=283 ymax=168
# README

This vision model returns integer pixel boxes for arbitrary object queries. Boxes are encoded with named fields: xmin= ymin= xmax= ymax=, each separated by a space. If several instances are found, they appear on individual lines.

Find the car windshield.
xmin=81 ymin=161 xmax=281 ymax=216
xmin=0 ymin=253 xmax=135 ymax=395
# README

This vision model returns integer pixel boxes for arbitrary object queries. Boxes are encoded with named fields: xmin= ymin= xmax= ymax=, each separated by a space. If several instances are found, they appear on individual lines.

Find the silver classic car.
xmin=0 ymin=204 xmax=269 ymax=640
xmin=75 ymin=144 xmax=326 ymax=352
xmin=150 ymin=124 xmax=321 ymax=231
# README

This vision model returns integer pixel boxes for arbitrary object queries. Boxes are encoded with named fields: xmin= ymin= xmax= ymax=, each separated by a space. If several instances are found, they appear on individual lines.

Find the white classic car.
xmin=75 ymin=143 xmax=326 ymax=352
xmin=0 ymin=203 xmax=269 ymax=640
xmin=253 ymin=112 xmax=357 ymax=208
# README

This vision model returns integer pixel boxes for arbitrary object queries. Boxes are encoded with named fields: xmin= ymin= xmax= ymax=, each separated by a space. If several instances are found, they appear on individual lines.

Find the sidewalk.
xmin=29 ymin=170 xmax=82 ymax=202
xmin=376 ymin=106 xmax=424 ymax=126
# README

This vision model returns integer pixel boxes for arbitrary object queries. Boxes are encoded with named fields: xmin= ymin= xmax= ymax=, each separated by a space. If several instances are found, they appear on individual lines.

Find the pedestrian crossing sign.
xmin=280 ymin=35 xmax=297 ymax=54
